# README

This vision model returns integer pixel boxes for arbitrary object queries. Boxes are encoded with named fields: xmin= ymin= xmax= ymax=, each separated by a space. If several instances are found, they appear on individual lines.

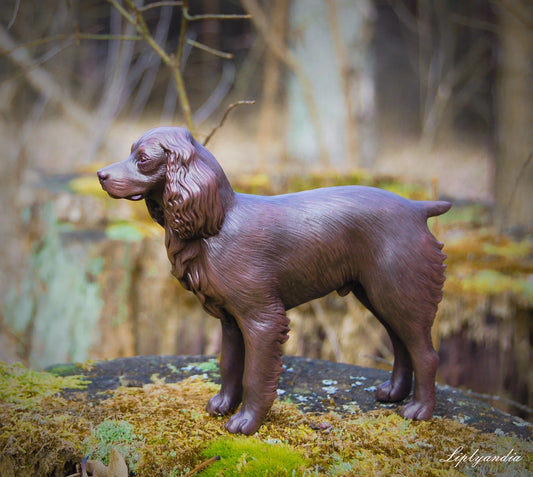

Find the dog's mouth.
xmin=127 ymin=194 xmax=144 ymax=201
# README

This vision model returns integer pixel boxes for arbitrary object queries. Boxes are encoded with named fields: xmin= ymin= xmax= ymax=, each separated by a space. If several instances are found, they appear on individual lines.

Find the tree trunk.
xmin=286 ymin=0 xmax=376 ymax=169
xmin=257 ymin=0 xmax=289 ymax=166
xmin=495 ymin=1 xmax=533 ymax=231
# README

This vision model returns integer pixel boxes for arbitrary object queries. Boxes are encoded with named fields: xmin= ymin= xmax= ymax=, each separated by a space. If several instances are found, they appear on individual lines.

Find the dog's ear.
xmin=162 ymin=130 xmax=225 ymax=239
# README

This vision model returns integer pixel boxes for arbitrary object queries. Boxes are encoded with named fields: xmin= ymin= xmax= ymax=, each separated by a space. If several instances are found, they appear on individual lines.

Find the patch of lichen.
xmin=2 ymin=366 xmax=532 ymax=477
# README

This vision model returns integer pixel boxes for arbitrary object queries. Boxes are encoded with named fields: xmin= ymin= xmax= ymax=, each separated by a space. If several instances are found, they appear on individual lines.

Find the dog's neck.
xmin=164 ymin=226 xmax=224 ymax=317
xmin=164 ymin=227 xmax=201 ymax=286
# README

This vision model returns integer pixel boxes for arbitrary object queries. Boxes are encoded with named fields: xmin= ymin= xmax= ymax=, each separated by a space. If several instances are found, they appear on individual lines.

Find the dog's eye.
xmin=138 ymin=153 xmax=148 ymax=163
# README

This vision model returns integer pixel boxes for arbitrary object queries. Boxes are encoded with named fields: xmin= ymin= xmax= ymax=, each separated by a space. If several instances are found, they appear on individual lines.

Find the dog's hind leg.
xmin=397 ymin=324 xmax=438 ymax=420
xmin=358 ymin=283 xmax=438 ymax=419
xmin=375 ymin=320 xmax=414 ymax=402
xmin=369 ymin=290 xmax=438 ymax=419
xmin=207 ymin=313 xmax=245 ymax=416
xmin=352 ymin=284 xmax=413 ymax=402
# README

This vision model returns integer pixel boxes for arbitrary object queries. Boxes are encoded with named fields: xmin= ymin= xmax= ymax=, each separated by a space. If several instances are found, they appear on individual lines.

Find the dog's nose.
xmin=97 ymin=169 xmax=108 ymax=182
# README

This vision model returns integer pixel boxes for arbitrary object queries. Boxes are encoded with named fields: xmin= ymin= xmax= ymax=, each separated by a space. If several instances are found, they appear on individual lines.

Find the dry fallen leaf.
xmin=78 ymin=448 xmax=128 ymax=477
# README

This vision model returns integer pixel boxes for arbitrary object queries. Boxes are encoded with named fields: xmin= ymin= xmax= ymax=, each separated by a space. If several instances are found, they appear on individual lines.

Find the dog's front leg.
xmin=225 ymin=308 xmax=290 ymax=435
xmin=207 ymin=313 xmax=245 ymax=416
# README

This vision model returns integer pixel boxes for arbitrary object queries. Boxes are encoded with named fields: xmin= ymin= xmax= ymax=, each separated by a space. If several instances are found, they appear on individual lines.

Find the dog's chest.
xmin=165 ymin=230 xmax=225 ymax=319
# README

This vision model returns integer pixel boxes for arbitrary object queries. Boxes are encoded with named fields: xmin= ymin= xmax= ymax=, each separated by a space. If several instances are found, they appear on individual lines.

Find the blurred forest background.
xmin=0 ymin=0 xmax=532 ymax=421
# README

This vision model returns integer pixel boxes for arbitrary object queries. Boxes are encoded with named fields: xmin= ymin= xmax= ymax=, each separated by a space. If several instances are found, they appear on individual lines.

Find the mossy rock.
xmin=53 ymin=355 xmax=531 ymax=439
xmin=1 ymin=357 xmax=531 ymax=476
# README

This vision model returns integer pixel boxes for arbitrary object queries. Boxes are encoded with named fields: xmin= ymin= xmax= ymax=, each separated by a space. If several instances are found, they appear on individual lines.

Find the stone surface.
xmin=52 ymin=355 xmax=532 ymax=440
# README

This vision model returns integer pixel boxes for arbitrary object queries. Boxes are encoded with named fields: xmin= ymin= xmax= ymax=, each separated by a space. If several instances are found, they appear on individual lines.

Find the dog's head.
xmin=98 ymin=127 xmax=225 ymax=239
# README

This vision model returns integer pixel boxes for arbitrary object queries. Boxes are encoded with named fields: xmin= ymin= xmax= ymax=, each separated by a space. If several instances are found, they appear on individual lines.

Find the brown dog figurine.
xmin=98 ymin=127 xmax=451 ymax=435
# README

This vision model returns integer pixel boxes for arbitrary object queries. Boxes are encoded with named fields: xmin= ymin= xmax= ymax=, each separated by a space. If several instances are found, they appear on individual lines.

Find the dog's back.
xmin=208 ymin=186 xmax=450 ymax=313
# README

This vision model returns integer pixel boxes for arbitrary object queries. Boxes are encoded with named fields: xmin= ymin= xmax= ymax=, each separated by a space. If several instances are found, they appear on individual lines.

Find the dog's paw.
xmin=401 ymin=399 xmax=434 ymax=420
xmin=225 ymin=410 xmax=261 ymax=435
xmin=206 ymin=393 xmax=240 ymax=416
xmin=375 ymin=378 xmax=411 ymax=402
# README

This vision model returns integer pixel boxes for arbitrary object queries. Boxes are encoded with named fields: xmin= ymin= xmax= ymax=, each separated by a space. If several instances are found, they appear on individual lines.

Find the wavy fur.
xmin=161 ymin=130 xmax=224 ymax=239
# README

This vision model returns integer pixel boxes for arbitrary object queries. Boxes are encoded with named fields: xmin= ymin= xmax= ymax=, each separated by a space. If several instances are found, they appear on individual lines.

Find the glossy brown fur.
xmin=98 ymin=127 xmax=451 ymax=435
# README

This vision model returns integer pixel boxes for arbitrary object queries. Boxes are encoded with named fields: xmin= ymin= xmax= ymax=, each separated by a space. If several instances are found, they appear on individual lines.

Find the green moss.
xmin=0 ymin=362 xmax=88 ymax=408
xmin=199 ymin=436 xmax=308 ymax=476
xmin=46 ymin=363 xmax=86 ymax=376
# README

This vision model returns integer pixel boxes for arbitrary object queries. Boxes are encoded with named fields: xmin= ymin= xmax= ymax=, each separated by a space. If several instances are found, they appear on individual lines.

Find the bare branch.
xmin=186 ymin=38 xmax=233 ymax=59
xmin=138 ymin=1 xmax=183 ymax=12
xmin=203 ymin=100 xmax=256 ymax=146
xmin=183 ymin=6 xmax=251 ymax=22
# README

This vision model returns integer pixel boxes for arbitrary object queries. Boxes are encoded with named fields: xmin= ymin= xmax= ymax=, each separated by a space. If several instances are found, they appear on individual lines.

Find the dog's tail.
xmin=418 ymin=200 xmax=452 ymax=219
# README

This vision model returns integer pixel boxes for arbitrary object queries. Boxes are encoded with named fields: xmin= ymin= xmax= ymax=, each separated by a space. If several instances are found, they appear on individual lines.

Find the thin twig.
xmin=176 ymin=0 xmax=189 ymax=62
xmin=183 ymin=8 xmax=251 ymax=22
xmin=172 ymin=0 xmax=195 ymax=132
xmin=106 ymin=0 xmax=136 ymax=25
xmin=138 ymin=1 xmax=183 ymax=12
xmin=183 ymin=456 xmax=221 ymax=477
xmin=203 ymin=100 xmax=255 ymax=146
xmin=186 ymin=38 xmax=233 ymax=59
